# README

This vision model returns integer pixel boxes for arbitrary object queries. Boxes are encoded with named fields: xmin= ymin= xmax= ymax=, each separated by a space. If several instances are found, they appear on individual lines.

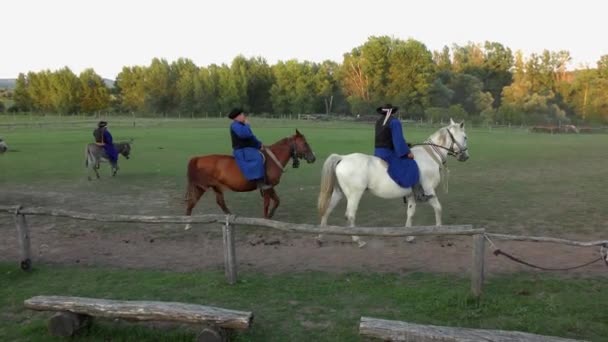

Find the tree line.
xmin=5 ymin=36 xmax=608 ymax=124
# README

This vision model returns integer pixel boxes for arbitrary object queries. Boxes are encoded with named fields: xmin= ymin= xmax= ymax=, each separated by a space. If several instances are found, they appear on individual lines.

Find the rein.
xmin=411 ymin=128 xmax=467 ymax=158
xmin=263 ymin=138 xmax=299 ymax=173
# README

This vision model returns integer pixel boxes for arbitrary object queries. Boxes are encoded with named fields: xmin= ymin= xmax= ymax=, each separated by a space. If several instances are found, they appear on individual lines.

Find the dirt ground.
xmin=1 ymin=185 xmax=607 ymax=276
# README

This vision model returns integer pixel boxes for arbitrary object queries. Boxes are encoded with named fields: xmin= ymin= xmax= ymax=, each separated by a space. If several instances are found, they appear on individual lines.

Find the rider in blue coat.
xmin=229 ymin=108 xmax=272 ymax=190
xmin=93 ymin=121 xmax=119 ymax=168
xmin=374 ymin=104 xmax=433 ymax=201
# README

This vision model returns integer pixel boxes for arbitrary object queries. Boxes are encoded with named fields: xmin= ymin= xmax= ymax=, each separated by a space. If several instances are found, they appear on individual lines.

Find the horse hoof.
xmin=184 ymin=224 xmax=192 ymax=231
xmin=315 ymin=239 xmax=324 ymax=247
xmin=357 ymin=241 xmax=367 ymax=248
xmin=405 ymin=236 xmax=416 ymax=243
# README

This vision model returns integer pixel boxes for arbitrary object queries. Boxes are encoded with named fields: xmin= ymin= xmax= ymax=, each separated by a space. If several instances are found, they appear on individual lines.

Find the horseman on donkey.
xmin=93 ymin=121 xmax=119 ymax=169
xmin=85 ymin=121 xmax=132 ymax=180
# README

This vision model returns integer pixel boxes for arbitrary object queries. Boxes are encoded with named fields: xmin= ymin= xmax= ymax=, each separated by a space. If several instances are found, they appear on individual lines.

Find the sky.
xmin=2 ymin=0 xmax=606 ymax=80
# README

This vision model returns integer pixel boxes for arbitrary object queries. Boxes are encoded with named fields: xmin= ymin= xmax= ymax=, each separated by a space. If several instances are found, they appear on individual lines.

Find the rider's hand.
xmin=407 ymin=152 xmax=414 ymax=159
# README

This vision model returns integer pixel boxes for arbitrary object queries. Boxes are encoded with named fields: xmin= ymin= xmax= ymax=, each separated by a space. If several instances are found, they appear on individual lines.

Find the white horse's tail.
xmin=318 ymin=154 xmax=342 ymax=218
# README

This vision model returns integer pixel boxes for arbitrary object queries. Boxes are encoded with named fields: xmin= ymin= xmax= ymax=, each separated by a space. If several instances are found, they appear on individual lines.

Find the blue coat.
xmin=374 ymin=117 xmax=420 ymax=188
xmin=230 ymin=121 xmax=265 ymax=181
xmin=102 ymin=130 xmax=118 ymax=163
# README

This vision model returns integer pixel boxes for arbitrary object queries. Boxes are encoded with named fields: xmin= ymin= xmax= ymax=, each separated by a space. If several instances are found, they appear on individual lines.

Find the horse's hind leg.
xmin=343 ymin=188 xmax=365 ymax=247
xmin=213 ymin=187 xmax=231 ymax=215
xmin=184 ymin=185 xmax=206 ymax=230
xmin=317 ymin=189 xmax=343 ymax=244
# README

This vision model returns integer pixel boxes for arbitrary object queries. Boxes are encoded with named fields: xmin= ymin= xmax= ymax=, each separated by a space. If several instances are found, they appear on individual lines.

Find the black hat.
xmin=98 ymin=121 xmax=108 ymax=128
xmin=228 ymin=108 xmax=245 ymax=119
xmin=376 ymin=104 xmax=399 ymax=115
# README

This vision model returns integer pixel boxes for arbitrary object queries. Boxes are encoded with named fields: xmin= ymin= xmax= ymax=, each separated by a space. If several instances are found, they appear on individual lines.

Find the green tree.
xmin=13 ymin=73 xmax=32 ymax=112
xmin=115 ymin=66 xmax=146 ymax=113
xmin=79 ymin=69 xmax=110 ymax=114
xmin=50 ymin=67 xmax=81 ymax=114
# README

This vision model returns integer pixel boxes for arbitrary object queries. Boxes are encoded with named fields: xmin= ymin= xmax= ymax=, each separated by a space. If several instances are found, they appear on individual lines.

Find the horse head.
xmin=447 ymin=118 xmax=469 ymax=162
xmin=118 ymin=141 xmax=132 ymax=159
xmin=292 ymin=129 xmax=316 ymax=166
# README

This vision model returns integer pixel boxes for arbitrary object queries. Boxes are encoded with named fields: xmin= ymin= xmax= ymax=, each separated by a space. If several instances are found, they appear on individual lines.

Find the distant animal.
xmin=0 ymin=137 xmax=7 ymax=153
xmin=85 ymin=140 xmax=132 ymax=180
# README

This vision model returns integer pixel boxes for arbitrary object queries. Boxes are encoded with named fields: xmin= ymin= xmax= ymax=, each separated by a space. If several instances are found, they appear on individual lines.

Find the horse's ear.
xmin=450 ymin=118 xmax=456 ymax=126
xmin=460 ymin=121 xmax=465 ymax=129
xmin=295 ymin=129 xmax=302 ymax=136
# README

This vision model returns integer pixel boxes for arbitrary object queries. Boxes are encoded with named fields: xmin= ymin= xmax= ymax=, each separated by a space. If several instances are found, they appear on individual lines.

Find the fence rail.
xmin=2 ymin=204 xmax=606 ymax=299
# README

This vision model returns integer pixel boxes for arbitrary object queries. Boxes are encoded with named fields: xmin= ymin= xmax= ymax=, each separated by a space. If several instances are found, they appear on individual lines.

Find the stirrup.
xmin=415 ymin=193 xmax=434 ymax=202
xmin=257 ymin=180 xmax=272 ymax=190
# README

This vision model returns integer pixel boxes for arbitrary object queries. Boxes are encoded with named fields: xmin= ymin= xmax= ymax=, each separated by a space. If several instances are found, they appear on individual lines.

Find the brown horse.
xmin=184 ymin=129 xmax=316 ymax=225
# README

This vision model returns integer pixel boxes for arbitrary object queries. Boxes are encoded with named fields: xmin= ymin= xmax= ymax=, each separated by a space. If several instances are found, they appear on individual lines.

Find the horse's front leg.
xmin=428 ymin=196 xmax=442 ymax=226
xmin=405 ymin=194 xmax=416 ymax=227
xmin=267 ymin=189 xmax=280 ymax=219
xmin=262 ymin=190 xmax=271 ymax=218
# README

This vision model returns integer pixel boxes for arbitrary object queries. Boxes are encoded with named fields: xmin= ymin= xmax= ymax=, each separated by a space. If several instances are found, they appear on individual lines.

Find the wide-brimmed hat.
xmin=376 ymin=104 xmax=399 ymax=115
xmin=228 ymin=108 xmax=245 ymax=119
xmin=97 ymin=121 xmax=108 ymax=128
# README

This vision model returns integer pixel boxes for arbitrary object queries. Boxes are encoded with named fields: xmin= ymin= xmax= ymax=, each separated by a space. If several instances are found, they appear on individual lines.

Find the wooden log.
xmin=471 ymin=234 xmax=485 ymax=299
xmin=48 ymin=312 xmax=91 ymax=337
xmin=8 ymin=206 xmax=223 ymax=224
xmin=485 ymin=233 xmax=608 ymax=247
xmin=0 ymin=205 xmax=481 ymax=237
xmin=14 ymin=213 xmax=32 ymax=271
xmin=197 ymin=325 xmax=229 ymax=342
xmin=223 ymin=217 xmax=238 ymax=285
xmin=359 ymin=317 xmax=586 ymax=341
xmin=230 ymin=216 xmax=481 ymax=237
xmin=24 ymin=296 xmax=253 ymax=330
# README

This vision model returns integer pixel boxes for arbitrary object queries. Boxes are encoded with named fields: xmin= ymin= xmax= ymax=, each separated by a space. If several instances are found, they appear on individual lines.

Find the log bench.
xmin=24 ymin=295 xmax=253 ymax=342
xmin=359 ymin=317 xmax=586 ymax=342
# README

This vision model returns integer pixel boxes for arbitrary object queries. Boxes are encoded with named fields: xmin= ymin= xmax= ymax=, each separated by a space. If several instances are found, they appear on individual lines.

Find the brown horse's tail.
xmin=185 ymin=157 xmax=202 ymax=203
xmin=318 ymin=154 xmax=342 ymax=218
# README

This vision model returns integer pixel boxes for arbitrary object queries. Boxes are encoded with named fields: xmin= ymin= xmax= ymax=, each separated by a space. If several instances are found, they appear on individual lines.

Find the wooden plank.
xmin=471 ymin=234 xmax=485 ymax=298
xmin=14 ymin=213 xmax=32 ymax=271
xmin=223 ymin=218 xmax=238 ymax=285
xmin=24 ymin=296 xmax=253 ymax=330
xmin=359 ymin=317 xmax=586 ymax=341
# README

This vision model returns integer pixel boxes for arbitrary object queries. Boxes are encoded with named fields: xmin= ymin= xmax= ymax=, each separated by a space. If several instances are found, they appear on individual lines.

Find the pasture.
xmin=1 ymin=116 xmax=607 ymax=341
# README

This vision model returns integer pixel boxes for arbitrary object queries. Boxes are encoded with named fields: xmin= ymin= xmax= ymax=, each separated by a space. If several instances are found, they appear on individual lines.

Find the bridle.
xmin=412 ymin=128 xmax=468 ymax=161
xmin=263 ymin=137 xmax=304 ymax=172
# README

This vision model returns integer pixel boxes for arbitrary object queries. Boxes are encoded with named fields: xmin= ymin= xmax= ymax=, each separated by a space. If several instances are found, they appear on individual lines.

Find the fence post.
xmin=222 ymin=215 xmax=237 ymax=284
xmin=471 ymin=234 xmax=485 ymax=298
xmin=14 ymin=212 xmax=32 ymax=271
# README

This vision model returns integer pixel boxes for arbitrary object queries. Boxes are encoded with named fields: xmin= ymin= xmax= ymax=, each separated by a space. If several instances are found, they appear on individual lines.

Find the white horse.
xmin=317 ymin=119 xmax=470 ymax=247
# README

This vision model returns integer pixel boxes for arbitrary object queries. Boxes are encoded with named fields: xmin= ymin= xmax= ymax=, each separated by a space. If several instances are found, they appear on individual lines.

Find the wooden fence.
xmin=1 ymin=204 xmax=606 ymax=299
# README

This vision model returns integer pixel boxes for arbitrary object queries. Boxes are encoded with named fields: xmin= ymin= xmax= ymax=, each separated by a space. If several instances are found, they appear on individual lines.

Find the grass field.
xmin=1 ymin=116 xmax=607 ymax=341
xmin=1 ymin=117 xmax=607 ymax=232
